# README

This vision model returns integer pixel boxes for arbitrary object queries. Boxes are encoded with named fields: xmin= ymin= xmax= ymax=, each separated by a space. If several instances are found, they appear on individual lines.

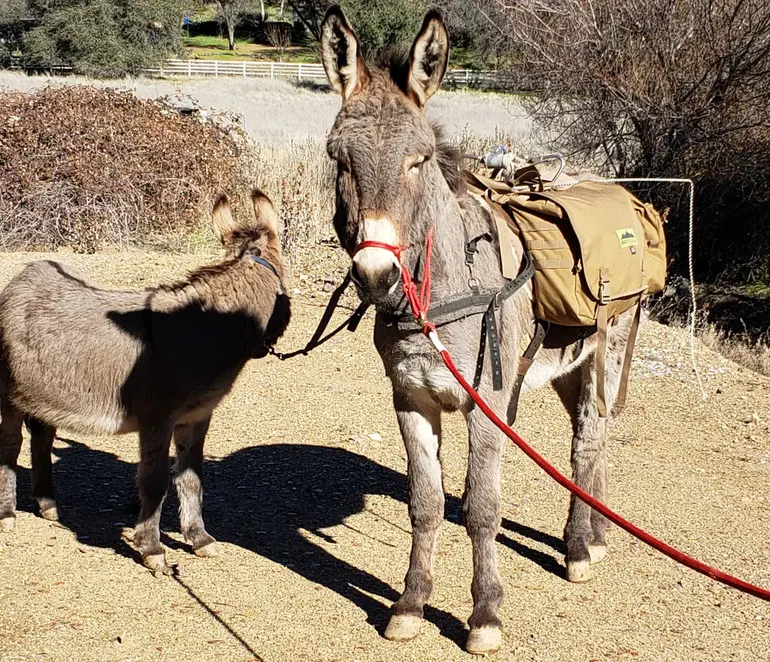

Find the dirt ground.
xmin=0 ymin=250 xmax=768 ymax=662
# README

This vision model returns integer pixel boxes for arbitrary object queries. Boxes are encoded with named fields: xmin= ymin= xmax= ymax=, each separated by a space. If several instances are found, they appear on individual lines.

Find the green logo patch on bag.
xmin=616 ymin=228 xmax=638 ymax=248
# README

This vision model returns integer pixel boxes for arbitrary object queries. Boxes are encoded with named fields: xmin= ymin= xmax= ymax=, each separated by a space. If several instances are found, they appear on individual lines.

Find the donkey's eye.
xmin=406 ymin=155 xmax=426 ymax=177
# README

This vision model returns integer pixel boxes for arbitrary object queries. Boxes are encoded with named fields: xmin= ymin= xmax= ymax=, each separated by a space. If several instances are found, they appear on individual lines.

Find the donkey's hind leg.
xmin=0 ymin=399 xmax=24 ymax=532
xmin=554 ymin=350 xmax=623 ymax=583
xmin=134 ymin=422 xmax=174 ymax=574
xmin=384 ymin=392 xmax=443 ymax=644
xmin=28 ymin=418 xmax=59 ymax=521
xmin=173 ymin=417 xmax=219 ymax=558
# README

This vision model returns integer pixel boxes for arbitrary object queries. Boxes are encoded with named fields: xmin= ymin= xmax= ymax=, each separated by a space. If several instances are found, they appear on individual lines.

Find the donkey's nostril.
xmin=350 ymin=260 xmax=365 ymax=285
xmin=385 ymin=263 xmax=401 ymax=290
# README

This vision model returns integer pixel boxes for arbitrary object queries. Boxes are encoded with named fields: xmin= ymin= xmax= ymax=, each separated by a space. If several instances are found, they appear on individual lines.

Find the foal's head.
xmin=211 ymin=188 xmax=283 ymax=273
xmin=322 ymin=6 xmax=457 ymax=303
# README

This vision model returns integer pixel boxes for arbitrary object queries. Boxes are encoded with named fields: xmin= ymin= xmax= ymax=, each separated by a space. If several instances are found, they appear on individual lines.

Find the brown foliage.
xmin=485 ymin=0 xmax=770 ymax=281
xmin=0 ymin=86 xmax=253 ymax=252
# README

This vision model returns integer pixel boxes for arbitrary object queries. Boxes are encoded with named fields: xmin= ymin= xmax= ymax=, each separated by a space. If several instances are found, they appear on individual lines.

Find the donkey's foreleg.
xmin=559 ymin=349 xmax=623 ymax=583
xmin=384 ymin=393 xmax=443 ymax=644
xmin=135 ymin=422 xmax=174 ymax=574
xmin=28 ymin=418 xmax=58 ymax=521
xmin=173 ymin=417 xmax=219 ymax=558
xmin=463 ymin=405 xmax=505 ymax=656
xmin=0 ymin=399 xmax=23 ymax=532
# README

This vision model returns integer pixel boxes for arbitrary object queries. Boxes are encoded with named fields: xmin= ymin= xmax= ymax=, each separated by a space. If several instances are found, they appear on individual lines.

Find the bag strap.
xmin=595 ymin=296 xmax=610 ymax=419
xmin=507 ymin=319 xmax=550 ymax=424
xmin=596 ymin=298 xmax=642 ymax=419
xmin=612 ymin=302 xmax=642 ymax=417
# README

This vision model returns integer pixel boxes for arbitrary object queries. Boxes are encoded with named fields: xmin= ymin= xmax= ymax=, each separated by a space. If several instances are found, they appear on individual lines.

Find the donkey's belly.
xmin=15 ymin=388 xmax=136 ymax=435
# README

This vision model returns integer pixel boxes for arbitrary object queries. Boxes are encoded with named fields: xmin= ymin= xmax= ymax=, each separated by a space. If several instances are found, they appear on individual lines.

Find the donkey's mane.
xmin=375 ymin=49 xmax=464 ymax=195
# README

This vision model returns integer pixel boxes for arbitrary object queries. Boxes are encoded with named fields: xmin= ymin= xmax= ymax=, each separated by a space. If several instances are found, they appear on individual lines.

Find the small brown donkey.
xmin=0 ymin=190 xmax=290 ymax=573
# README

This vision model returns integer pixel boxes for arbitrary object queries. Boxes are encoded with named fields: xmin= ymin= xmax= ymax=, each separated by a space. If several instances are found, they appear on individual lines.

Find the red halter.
xmin=352 ymin=231 xmax=435 ymax=330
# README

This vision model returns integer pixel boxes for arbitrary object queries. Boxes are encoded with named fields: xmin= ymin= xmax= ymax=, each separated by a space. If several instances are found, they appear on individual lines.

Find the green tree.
xmin=0 ymin=0 xmax=29 ymax=64
xmin=341 ymin=0 xmax=425 ymax=58
xmin=22 ymin=0 xmax=188 ymax=75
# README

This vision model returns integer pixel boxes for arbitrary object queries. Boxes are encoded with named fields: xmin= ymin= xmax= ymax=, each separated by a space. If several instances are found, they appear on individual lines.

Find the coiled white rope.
xmin=488 ymin=152 xmax=708 ymax=399
xmin=555 ymin=176 xmax=708 ymax=401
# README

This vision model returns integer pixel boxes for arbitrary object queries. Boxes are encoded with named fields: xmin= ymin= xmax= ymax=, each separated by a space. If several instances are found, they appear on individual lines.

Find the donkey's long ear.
xmin=321 ymin=6 xmax=369 ymax=101
xmin=250 ymin=188 xmax=279 ymax=236
xmin=212 ymin=194 xmax=240 ymax=244
xmin=407 ymin=10 xmax=450 ymax=107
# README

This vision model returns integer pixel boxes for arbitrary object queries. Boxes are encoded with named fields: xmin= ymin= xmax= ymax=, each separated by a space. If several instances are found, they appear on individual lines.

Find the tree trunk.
xmin=280 ymin=0 xmax=285 ymax=18
xmin=227 ymin=20 xmax=236 ymax=50
xmin=260 ymin=0 xmax=265 ymax=20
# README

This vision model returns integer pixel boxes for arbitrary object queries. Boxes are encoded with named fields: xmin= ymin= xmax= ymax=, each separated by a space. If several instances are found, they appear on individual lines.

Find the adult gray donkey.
xmin=320 ymin=6 xmax=637 ymax=655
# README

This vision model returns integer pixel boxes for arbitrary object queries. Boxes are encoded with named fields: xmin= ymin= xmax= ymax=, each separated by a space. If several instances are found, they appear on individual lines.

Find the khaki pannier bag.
xmin=465 ymin=171 xmax=667 ymax=418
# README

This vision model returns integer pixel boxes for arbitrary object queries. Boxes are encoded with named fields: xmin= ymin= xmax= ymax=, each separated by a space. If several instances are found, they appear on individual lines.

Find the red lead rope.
xmin=355 ymin=234 xmax=770 ymax=602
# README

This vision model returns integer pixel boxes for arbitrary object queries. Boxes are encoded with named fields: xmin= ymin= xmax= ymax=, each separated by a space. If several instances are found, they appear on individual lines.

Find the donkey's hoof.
xmin=384 ymin=614 xmax=422 ymax=642
xmin=38 ymin=499 xmax=59 ymax=522
xmin=143 ymin=553 xmax=172 ymax=576
xmin=0 ymin=516 xmax=16 ymax=532
xmin=589 ymin=544 xmax=607 ymax=564
xmin=466 ymin=626 xmax=503 ymax=656
xmin=194 ymin=541 xmax=221 ymax=558
xmin=566 ymin=559 xmax=591 ymax=583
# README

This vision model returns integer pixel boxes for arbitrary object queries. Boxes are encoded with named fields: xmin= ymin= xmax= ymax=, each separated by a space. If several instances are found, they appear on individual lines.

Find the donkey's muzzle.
xmin=350 ymin=259 xmax=401 ymax=299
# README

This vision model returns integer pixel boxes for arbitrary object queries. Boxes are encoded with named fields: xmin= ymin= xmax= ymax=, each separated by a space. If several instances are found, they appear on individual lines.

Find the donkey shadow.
xmin=14 ymin=439 xmax=564 ymax=646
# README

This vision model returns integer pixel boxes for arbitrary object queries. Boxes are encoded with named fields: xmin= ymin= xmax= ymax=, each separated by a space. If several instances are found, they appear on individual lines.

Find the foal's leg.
xmin=463 ymin=403 xmax=506 ymax=656
xmin=556 ymin=349 xmax=623 ymax=583
xmin=28 ymin=418 xmax=59 ymax=521
xmin=0 ymin=399 xmax=23 ymax=532
xmin=134 ymin=422 xmax=174 ymax=574
xmin=384 ymin=392 xmax=443 ymax=643
xmin=173 ymin=417 xmax=219 ymax=558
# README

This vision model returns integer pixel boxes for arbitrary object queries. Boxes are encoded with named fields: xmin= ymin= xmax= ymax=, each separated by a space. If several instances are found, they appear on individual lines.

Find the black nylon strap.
xmin=485 ymin=300 xmax=504 ymax=390
xmin=268 ymin=274 xmax=369 ymax=360
xmin=395 ymin=252 xmax=534 ymax=332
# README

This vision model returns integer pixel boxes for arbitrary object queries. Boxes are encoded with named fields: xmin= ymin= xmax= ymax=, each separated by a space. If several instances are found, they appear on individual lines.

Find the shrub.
xmin=0 ymin=86 xmax=254 ymax=252
xmin=493 ymin=0 xmax=770 ymax=283
xmin=22 ymin=0 xmax=186 ymax=76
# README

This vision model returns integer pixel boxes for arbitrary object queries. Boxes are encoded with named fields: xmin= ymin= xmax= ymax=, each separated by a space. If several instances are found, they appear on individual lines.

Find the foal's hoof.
xmin=38 ymin=499 xmax=59 ymax=522
xmin=0 ymin=516 xmax=15 ymax=532
xmin=589 ymin=544 xmax=607 ymax=564
xmin=143 ymin=553 xmax=174 ymax=577
xmin=566 ymin=559 xmax=591 ymax=583
xmin=466 ymin=626 xmax=503 ymax=656
xmin=384 ymin=614 xmax=422 ymax=642
xmin=194 ymin=541 xmax=222 ymax=558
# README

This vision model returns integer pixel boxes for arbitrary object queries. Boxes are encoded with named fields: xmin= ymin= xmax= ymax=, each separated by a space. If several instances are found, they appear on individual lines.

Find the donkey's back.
xmin=0 ymin=259 xmax=148 ymax=435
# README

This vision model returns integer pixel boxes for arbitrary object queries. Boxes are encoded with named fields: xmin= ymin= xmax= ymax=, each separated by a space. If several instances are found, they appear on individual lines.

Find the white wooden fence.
xmin=142 ymin=59 xmax=525 ymax=90
xmin=7 ymin=56 xmax=526 ymax=90
xmin=144 ymin=59 xmax=328 ymax=81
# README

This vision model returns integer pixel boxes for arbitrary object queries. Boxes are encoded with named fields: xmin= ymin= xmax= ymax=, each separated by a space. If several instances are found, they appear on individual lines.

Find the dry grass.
xmin=698 ymin=324 xmax=770 ymax=377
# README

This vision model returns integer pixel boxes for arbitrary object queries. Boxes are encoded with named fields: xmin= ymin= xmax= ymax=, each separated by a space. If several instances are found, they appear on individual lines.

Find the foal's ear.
xmin=250 ymin=188 xmax=279 ymax=236
xmin=407 ymin=10 xmax=450 ymax=107
xmin=321 ymin=5 xmax=369 ymax=101
xmin=211 ymin=194 xmax=240 ymax=244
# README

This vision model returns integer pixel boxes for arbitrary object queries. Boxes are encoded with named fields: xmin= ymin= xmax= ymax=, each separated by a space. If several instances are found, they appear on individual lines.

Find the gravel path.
xmin=0 ymin=251 xmax=768 ymax=662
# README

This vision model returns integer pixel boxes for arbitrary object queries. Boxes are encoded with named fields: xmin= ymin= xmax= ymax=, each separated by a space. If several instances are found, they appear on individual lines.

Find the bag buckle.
xmin=599 ymin=268 xmax=611 ymax=305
